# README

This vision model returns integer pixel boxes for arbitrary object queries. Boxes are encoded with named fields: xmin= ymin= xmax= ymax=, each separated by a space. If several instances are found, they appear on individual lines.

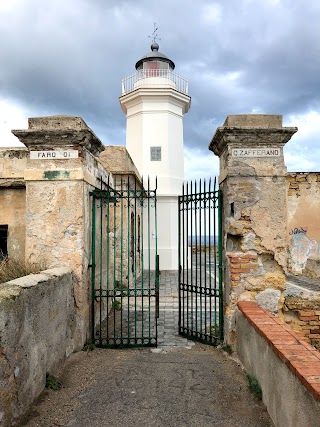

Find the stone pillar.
xmin=209 ymin=115 xmax=297 ymax=343
xmin=12 ymin=116 xmax=107 ymax=347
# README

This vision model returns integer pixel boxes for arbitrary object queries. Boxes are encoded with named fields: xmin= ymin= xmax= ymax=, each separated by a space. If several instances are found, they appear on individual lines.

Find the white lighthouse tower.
xmin=120 ymin=39 xmax=191 ymax=270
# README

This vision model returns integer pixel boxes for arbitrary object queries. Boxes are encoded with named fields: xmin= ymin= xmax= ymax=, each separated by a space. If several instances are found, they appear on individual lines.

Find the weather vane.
xmin=148 ymin=22 xmax=161 ymax=43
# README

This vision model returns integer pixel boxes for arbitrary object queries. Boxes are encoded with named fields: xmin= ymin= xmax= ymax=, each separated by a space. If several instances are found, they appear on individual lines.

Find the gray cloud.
xmin=0 ymin=0 xmax=320 ymax=175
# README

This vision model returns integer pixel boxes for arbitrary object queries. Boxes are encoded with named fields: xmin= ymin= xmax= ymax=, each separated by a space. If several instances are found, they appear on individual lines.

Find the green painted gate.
xmin=178 ymin=178 xmax=223 ymax=345
xmin=90 ymin=177 xmax=159 ymax=348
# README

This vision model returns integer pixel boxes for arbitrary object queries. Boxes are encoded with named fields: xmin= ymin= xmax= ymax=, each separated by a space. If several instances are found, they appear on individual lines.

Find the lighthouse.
xmin=119 ymin=40 xmax=191 ymax=270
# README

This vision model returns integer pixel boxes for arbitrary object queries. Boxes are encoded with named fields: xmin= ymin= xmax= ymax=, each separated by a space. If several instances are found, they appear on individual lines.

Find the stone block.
xmin=255 ymin=289 xmax=281 ymax=313
xmin=28 ymin=115 xmax=89 ymax=131
xmin=223 ymin=114 xmax=282 ymax=128
xmin=264 ymin=273 xmax=286 ymax=291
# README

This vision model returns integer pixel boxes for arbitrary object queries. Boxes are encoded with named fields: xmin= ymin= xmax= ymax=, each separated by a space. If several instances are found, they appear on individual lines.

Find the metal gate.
xmin=178 ymin=178 xmax=223 ymax=345
xmin=90 ymin=177 xmax=159 ymax=348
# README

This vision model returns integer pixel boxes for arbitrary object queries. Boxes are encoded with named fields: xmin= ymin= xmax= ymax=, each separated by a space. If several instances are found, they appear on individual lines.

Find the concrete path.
xmin=19 ymin=270 xmax=274 ymax=427
xmin=21 ymin=346 xmax=274 ymax=427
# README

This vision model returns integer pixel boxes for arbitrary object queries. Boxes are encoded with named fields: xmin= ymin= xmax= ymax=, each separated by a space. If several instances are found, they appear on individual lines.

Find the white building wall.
xmin=121 ymin=87 xmax=190 ymax=270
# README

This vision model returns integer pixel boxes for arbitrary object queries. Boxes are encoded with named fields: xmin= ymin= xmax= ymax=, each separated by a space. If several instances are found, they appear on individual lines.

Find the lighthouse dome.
xmin=135 ymin=43 xmax=175 ymax=70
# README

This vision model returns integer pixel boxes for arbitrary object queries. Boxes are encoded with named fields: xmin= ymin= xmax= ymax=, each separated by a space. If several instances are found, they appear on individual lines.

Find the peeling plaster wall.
xmin=0 ymin=148 xmax=27 ymax=179
xmin=0 ymin=188 xmax=26 ymax=259
xmin=209 ymin=115 xmax=297 ymax=344
xmin=287 ymin=172 xmax=320 ymax=277
xmin=0 ymin=148 xmax=28 ymax=260
xmin=0 ymin=268 xmax=75 ymax=427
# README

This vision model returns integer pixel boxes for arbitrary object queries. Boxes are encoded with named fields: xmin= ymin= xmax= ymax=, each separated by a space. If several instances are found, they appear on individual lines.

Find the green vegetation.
xmin=112 ymin=299 xmax=122 ymax=311
xmin=0 ymin=257 xmax=46 ymax=284
xmin=83 ymin=341 xmax=95 ymax=351
xmin=115 ymin=281 xmax=128 ymax=296
xmin=246 ymin=373 xmax=262 ymax=400
xmin=46 ymin=373 xmax=62 ymax=391
xmin=221 ymin=344 xmax=233 ymax=354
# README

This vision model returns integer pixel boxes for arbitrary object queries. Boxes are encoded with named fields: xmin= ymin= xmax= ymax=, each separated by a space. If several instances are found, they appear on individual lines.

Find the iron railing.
xmin=90 ymin=176 xmax=159 ymax=348
xmin=178 ymin=178 xmax=223 ymax=345
xmin=121 ymin=69 xmax=189 ymax=95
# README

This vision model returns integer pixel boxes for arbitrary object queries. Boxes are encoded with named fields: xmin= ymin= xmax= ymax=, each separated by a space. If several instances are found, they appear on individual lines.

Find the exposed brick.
xmin=298 ymin=311 xmax=317 ymax=317
xmin=240 ymin=263 xmax=259 ymax=269
xmin=299 ymin=317 xmax=319 ymax=323
xmin=246 ymin=254 xmax=258 ymax=259
xmin=230 ymin=268 xmax=250 ymax=273
xmin=230 ymin=258 xmax=250 ymax=263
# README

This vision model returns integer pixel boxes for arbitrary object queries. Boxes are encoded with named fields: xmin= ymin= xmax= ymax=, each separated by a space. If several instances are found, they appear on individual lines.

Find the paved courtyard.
xmin=121 ymin=267 xmax=220 ymax=352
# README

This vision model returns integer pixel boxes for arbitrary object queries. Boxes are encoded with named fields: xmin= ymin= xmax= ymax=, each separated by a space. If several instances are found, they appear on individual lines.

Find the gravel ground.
xmin=19 ymin=343 xmax=274 ymax=427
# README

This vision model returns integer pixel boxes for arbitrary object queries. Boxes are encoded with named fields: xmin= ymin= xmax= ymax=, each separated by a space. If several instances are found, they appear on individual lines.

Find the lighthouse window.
xmin=144 ymin=61 xmax=169 ymax=70
xmin=150 ymin=146 xmax=161 ymax=161
xmin=144 ymin=61 xmax=158 ymax=70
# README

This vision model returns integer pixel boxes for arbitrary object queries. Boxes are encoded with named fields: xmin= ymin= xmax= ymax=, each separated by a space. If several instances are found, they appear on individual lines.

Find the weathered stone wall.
xmin=0 ymin=148 xmax=28 ymax=260
xmin=284 ymin=283 xmax=320 ymax=349
xmin=98 ymin=148 xmax=144 ymax=287
xmin=99 ymin=146 xmax=140 ymax=177
xmin=1 ymin=116 xmax=154 ymax=352
xmin=0 ymin=148 xmax=27 ymax=180
xmin=12 ymin=116 xmax=109 ymax=347
xmin=0 ymin=188 xmax=26 ymax=259
xmin=287 ymin=172 xmax=320 ymax=276
xmin=209 ymin=115 xmax=297 ymax=343
xmin=0 ymin=268 xmax=76 ymax=426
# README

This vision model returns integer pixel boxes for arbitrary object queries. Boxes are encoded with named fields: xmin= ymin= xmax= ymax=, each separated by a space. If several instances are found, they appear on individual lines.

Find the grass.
xmin=0 ymin=257 xmax=47 ymax=284
xmin=83 ymin=341 xmax=96 ymax=352
xmin=221 ymin=344 xmax=233 ymax=354
xmin=246 ymin=373 xmax=262 ymax=400
xmin=46 ymin=373 xmax=63 ymax=391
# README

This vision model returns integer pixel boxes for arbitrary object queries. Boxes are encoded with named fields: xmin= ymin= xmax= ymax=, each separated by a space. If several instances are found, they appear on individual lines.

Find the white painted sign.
xmin=231 ymin=147 xmax=281 ymax=157
xmin=30 ymin=150 xmax=79 ymax=159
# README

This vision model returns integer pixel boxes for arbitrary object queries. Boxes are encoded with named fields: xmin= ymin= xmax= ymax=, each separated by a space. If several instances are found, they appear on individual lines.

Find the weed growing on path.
xmin=46 ymin=374 xmax=62 ymax=391
xmin=221 ymin=344 xmax=233 ymax=354
xmin=246 ymin=373 xmax=262 ymax=400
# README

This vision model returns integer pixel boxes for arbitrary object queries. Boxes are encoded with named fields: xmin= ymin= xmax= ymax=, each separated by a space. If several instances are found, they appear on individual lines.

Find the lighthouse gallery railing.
xmin=121 ymin=69 xmax=189 ymax=95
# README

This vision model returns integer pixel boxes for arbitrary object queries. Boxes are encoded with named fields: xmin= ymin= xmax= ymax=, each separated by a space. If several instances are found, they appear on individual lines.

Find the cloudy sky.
xmin=0 ymin=0 xmax=319 ymax=180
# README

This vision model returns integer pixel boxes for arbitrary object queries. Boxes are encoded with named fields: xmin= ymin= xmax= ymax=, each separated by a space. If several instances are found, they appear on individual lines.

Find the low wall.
xmin=236 ymin=301 xmax=320 ymax=427
xmin=0 ymin=268 xmax=76 ymax=426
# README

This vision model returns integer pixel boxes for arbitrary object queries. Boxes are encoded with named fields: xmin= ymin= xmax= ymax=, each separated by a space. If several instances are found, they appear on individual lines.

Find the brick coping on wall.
xmin=237 ymin=301 xmax=320 ymax=402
